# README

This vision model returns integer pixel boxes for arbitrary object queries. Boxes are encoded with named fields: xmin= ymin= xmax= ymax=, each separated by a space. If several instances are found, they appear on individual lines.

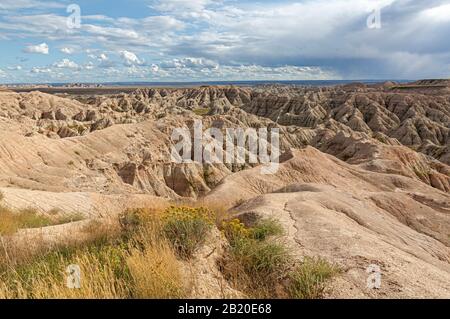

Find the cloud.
xmin=120 ymin=50 xmax=145 ymax=66
xmin=420 ymin=3 xmax=450 ymax=22
xmin=23 ymin=42 xmax=49 ymax=54
xmin=156 ymin=0 xmax=450 ymax=79
xmin=151 ymin=0 xmax=216 ymax=17
xmin=117 ymin=15 xmax=184 ymax=31
xmin=31 ymin=67 xmax=52 ymax=74
xmin=176 ymin=64 xmax=335 ymax=80
xmin=151 ymin=64 xmax=160 ymax=73
xmin=88 ymin=52 xmax=109 ymax=61
xmin=83 ymin=24 xmax=140 ymax=39
xmin=60 ymin=47 xmax=74 ymax=55
xmin=53 ymin=59 xmax=79 ymax=69
xmin=84 ymin=62 xmax=95 ymax=70
xmin=0 ymin=0 xmax=65 ymax=11
xmin=2 ymin=0 xmax=450 ymax=81
xmin=161 ymin=57 xmax=219 ymax=69
xmin=7 ymin=65 xmax=22 ymax=71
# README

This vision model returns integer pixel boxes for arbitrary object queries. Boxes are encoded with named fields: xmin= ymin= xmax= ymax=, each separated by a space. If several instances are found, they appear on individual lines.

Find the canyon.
xmin=0 ymin=80 xmax=449 ymax=298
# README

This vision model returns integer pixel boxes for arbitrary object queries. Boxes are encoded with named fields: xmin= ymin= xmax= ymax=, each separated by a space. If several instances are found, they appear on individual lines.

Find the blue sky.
xmin=0 ymin=0 xmax=449 ymax=83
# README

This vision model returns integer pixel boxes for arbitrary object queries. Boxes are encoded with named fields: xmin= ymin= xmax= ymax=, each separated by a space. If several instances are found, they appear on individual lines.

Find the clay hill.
xmin=0 ymin=81 xmax=449 ymax=298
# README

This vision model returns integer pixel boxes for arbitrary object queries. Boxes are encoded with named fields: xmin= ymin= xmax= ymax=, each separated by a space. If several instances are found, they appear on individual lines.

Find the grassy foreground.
xmin=0 ymin=192 xmax=84 ymax=236
xmin=0 ymin=205 xmax=339 ymax=299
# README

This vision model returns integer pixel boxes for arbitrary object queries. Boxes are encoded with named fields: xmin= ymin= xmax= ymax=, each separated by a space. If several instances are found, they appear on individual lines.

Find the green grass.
xmin=250 ymin=219 xmax=284 ymax=241
xmin=229 ymin=238 xmax=289 ymax=281
xmin=221 ymin=218 xmax=337 ymax=298
xmin=288 ymin=257 xmax=339 ymax=299
xmin=220 ymin=218 xmax=289 ymax=297
xmin=0 ymin=206 xmax=55 ymax=236
xmin=0 ymin=205 xmax=85 ymax=236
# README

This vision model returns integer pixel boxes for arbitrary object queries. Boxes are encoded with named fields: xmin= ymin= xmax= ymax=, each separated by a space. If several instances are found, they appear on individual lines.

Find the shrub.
xmin=288 ymin=257 xmax=339 ymax=299
xmin=229 ymin=239 xmax=289 ymax=282
xmin=220 ymin=218 xmax=289 ymax=297
xmin=222 ymin=219 xmax=251 ymax=246
xmin=222 ymin=218 xmax=284 ymax=244
xmin=250 ymin=219 xmax=284 ymax=241
xmin=161 ymin=206 xmax=214 ymax=259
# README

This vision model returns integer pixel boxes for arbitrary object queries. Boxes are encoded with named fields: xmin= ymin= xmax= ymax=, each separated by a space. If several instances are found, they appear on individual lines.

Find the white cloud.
xmin=161 ymin=57 xmax=218 ymax=69
xmin=84 ymin=62 xmax=95 ymax=70
xmin=151 ymin=64 xmax=160 ymax=73
xmin=88 ymin=52 xmax=108 ymax=61
xmin=118 ymin=15 xmax=184 ymax=31
xmin=83 ymin=24 xmax=139 ymax=39
xmin=420 ymin=3 xmax=450 ymax=22
xmin=53 ymin=59 xmax=79 ymax=69
xmin=0 ymin=0 xmax=64 ymax=10
xmin=31 ymin=67 xmax=52 ymax=74
xmin=2 ymin=0 xmax=450 ymax=81
xmin=120 ymin=50 xmax=145 ymax=66
xmin=152 ymin=0 xmax=214 ymax=15
xmin=23 ymin=42 xmax=49 ymax=54
xmin=7 ymin=65 xmax=22 ymax=71
xmin=60 ymin=47 xmax=75 ymax=55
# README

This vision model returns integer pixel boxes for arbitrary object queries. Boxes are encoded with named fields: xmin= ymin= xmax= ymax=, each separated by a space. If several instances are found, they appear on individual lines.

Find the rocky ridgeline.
xmin=0 ymin=84 xmax=449 ymax=195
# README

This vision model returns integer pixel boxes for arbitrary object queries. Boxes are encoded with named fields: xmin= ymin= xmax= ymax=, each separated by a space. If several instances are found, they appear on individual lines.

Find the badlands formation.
xmin=0 ymin=81 xmax=449 ymax=298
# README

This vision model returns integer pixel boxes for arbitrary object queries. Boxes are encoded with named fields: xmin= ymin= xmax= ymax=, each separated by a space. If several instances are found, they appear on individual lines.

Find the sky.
xmin=0 ymin=0 xmax=449 ymax=83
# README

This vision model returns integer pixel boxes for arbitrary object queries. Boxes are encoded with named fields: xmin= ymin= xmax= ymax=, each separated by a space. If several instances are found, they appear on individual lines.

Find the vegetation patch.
xmin=161 ymin=206 xmax=214 ymax=259
xmin=220 ymin=218 xmax=337 ymax=298
xmin=0 ymin=204 xmax=338 ymax=299
xmin=0 ymin=206 xmax=55 ymax=236
xmin=288 ymin=257 xmax=340 ymax=299
xmin=0 ymin=207 xmax=191 ymax=299
xmin=193 ymin=108 xmax=210 ymax=116
xmin=220 ymin=218 xmax=289 ymax=298
xmin=0 ymin=205 xmax=85 ymax=236
xmin=0 ymin=239 xmax=133 ymax=299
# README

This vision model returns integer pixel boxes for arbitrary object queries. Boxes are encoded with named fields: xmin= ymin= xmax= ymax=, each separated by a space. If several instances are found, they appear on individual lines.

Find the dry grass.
xmin=0 ymin=206 xmax=55 ymax=236
xmin=0 ymin=206 xmax=208 ymax=299
xmin=0 ymin=202 xmax=86 ymax=237
xmin=0 ymin=218 xmax=120 ymax=268
xmin=0 ymin=241 xmax=132 ymax=299
xmin=288 ymin=257 xmax=340 ymax=299
xmin=122 ymin=210 xmax=188 ymax=298
xmin=186 ymin=199 xmax=232 ymax=228
xmin=127 ymin=243 xmax=187 ymax=299
xmin=0 ymin=202 xmax=338 ymax=299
